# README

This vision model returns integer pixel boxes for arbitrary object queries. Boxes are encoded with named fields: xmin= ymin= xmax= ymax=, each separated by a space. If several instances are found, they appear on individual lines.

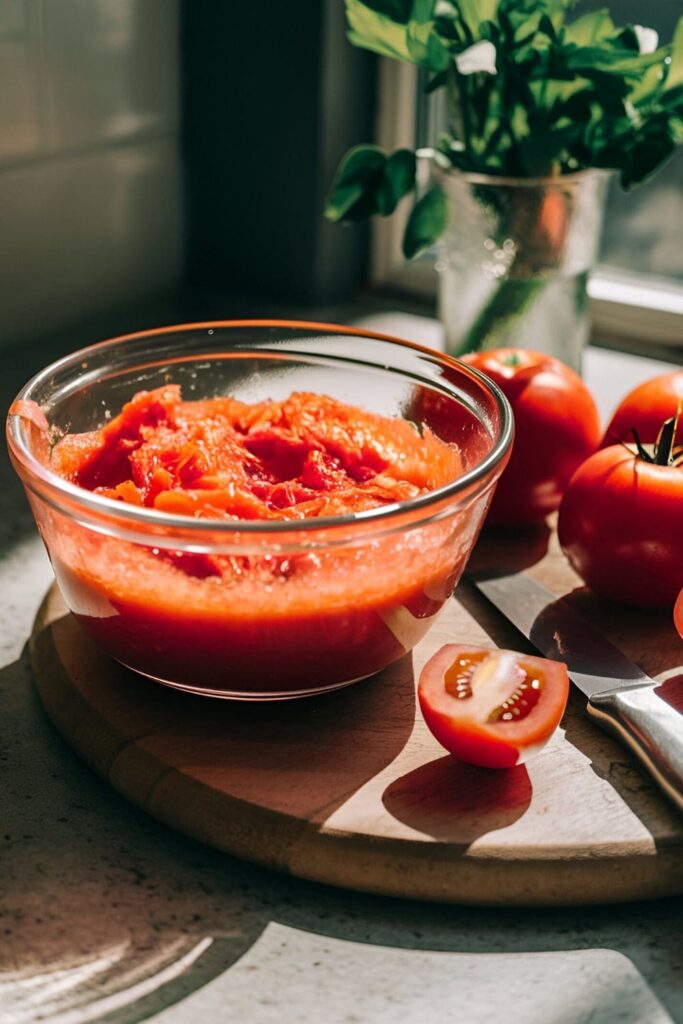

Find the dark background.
xmin=0 ymin=0 xmax=377 ymax=366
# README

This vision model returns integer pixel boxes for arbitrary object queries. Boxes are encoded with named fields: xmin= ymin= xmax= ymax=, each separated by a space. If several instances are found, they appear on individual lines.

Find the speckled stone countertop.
xmin=1 ymin=322 xmax=682 ymax=1024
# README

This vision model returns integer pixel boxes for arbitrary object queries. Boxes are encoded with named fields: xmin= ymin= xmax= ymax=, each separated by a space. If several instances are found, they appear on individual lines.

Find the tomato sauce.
xmin=43 ymin=387 xmax=469 ymax=695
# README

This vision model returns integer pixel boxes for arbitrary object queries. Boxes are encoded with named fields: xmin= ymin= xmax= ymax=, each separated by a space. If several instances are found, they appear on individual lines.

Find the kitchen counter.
xmin=1 ymin=318 xmax=682 ymax=1024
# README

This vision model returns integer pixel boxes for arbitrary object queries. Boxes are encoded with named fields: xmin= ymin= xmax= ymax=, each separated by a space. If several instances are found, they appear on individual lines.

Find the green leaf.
xmin=499 ymin=0 xmax=570 ymax=42
xmin=538 ymin=14 xmax=558 ymax=43
xmin=458 ymin=0 xmax=500 ymax=37
xmin=345 ymin=0 xmax=448 ymax=69
xmin=621 ymin=124 xmax=676 ymax=188
xmin=402 ymin=186 xmax=448 ymax=258
xmin=377 ymin=149 xmax=417 ymax=213
xmin=348 ymin=0 xmax=454 ymax=70
xmin=564 ymin=9 xmax=615 ymax=46
xmin=510 ymin=40 xmax=549 ymax=66
xmin=325 ymin=145 xmax=386 ymax=222
xmin=345 ymin=0 xmax=413 ymax=61
xmin=406 ymin=20 xmax=451 ymax=69
xmin=325 ymin=145 xmax=416 ymax=223
xmin=411 ymin=0 xmax=436 ymax=22
xmin=578 ymin=69 xmax=631 ymax=113
xmin=666 ymin=15 xmax=683 ymax=93
xmin=536 ymin=77 xmax=593 ymax=118
xmin=433 ymin=11 xmax=461 ymax=41
xmin=629 ymin=61 xmax=667 ymax=105
xmin=509 ymin=102 xmax=530 ymax=140
xmin=660 ymin=84 xmax=683 ymax=114
xmin=359 ymin=0 xmax=413 ymax=22
xmin=670 ymin=115 xmax=683 ymax=144
xmin=543 ymin=0 xmax=574 ymax=21
xmin=517 ymin=121 xmax=582 ymax=175
xmin=564 ymin=42 xmax=669 ymax=77
xmin=614 ymin=26 xmax=641 ymax=54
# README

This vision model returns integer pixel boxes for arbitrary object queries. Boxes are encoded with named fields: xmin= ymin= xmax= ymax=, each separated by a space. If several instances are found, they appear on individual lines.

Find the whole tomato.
xmin=462 ymin=349 xmax=601 ymax=525
xmin=558 ymin=426 xmax=683 ymax=607
xmin=675 ymin=589 xmax=683 ymax=641
xmin=601 ymin=371 xmax=683 ymax=449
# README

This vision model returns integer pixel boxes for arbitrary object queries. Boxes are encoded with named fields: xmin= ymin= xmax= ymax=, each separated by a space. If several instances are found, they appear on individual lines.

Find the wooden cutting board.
xmin=29 ymin=525 xmax=683 ymax=906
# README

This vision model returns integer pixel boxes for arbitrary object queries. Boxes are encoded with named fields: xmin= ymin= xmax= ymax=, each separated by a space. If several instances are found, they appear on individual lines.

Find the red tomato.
xmin=675 ymin=590 xmax=683 ymax=641
xmin=462 ymin=349 xmax=601 ymax=525
xmin=418 ymin=644 xmax=570 ymax=769
xmin=558 ymin=445 xmax=683 ymax=608
xmin=601 ymin=371 xmax=683 ymax=449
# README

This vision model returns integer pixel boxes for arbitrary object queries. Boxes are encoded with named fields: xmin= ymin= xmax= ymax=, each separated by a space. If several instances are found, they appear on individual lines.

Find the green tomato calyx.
xmin=630 ymin=406 xmax=683 ymax=467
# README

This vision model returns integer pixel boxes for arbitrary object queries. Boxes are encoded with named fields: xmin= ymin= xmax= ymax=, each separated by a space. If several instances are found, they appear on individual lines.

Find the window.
xmin=372 ymin=2 xmax=683 ymax=354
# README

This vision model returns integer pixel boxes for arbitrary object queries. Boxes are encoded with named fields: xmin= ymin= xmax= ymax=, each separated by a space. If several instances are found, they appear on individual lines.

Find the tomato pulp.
xmin=41 ymin=387 xmax=478 ymax=696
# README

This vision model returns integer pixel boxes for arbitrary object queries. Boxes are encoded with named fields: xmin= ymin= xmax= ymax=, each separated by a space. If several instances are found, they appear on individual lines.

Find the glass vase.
xmin=435 ymin=166 xmax=612 ymax=372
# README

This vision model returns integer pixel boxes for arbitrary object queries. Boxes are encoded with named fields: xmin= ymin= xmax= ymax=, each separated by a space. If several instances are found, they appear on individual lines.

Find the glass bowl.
xmin=8 ymin=321 xmax=512 ymax=700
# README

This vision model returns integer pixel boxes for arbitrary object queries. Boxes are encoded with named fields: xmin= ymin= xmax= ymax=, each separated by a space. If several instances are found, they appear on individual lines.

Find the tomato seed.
xmin=488 ymin=671 xmax=543 ymax=724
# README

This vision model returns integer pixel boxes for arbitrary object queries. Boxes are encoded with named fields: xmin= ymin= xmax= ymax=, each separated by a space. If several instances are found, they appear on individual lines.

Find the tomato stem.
xmin=629 ymin=407 xmax=682 ymax=467
xmin=654 ymin=416 xmax=676 ymax=466
xmin=629 ymin=427 xmax=651 ymax=462
xmin=501 ymin=352 xmax=523 ymax=368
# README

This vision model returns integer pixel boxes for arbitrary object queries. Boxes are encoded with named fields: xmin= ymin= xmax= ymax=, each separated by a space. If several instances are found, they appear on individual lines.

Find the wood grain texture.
xmin=29 ymin=525 xmax=683 ymax=906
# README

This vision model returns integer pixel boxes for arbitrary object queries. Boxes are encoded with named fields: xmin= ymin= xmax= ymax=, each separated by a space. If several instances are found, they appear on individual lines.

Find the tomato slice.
xmin=418 ymin=645 xmax=570 ymax=769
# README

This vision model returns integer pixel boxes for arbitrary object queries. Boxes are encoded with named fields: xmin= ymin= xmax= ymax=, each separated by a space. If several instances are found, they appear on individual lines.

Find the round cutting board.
xmin=30 ymin=536 xmax=683 ymax=907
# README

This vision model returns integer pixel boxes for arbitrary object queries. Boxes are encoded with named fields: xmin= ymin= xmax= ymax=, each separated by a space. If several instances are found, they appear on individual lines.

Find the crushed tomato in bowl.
xmin=8 ymin=321 xmax=513 ymax=700
xmin=51 ymin=386 xmax=462 ymax=521
xmin=22 ymin=386 xmax=484 ymax=697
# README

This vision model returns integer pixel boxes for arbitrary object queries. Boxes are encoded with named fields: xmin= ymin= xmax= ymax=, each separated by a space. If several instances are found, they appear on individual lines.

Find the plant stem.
xmin=453 ymin=277 xmax=547 ymax=355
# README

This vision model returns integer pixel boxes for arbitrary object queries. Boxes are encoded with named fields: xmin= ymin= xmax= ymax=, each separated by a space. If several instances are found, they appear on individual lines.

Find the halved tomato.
xmin=418 ymin=645 xmax=570 ymax=769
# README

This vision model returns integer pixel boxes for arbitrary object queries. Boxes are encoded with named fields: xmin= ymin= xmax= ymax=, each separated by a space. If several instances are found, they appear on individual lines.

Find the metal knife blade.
xmin=473 ymin=572 xmax=651 ymax=700
xmin=470 ymin=572 xmax=683 ymax=815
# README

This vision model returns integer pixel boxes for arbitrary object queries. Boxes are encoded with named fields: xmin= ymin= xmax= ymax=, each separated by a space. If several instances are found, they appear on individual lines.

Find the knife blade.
xmin=471 ymin=572 xmax=683 ymax=815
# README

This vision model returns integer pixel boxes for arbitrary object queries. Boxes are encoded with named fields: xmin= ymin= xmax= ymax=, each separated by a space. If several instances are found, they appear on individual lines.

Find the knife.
xmin=471 ymin=572 xmax=683 ymax=815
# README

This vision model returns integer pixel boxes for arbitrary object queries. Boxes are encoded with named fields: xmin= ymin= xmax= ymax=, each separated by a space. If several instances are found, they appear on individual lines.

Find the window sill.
xmin=351 ymin=310 xmax=681 ymax=421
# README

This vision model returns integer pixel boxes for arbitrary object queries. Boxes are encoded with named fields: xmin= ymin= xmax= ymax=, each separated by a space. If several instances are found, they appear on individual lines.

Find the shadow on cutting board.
xmin=33 ymin=599 xmax=419 ymax=835
xmin=529 ymin=585 xmax=683 ymax=841
xmin=382 ymin=756 xmax=532 ymax=847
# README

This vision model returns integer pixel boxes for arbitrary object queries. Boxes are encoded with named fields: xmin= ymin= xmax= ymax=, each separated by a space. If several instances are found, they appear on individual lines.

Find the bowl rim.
xmin=7 ymin=319 xmax=513 ymax=535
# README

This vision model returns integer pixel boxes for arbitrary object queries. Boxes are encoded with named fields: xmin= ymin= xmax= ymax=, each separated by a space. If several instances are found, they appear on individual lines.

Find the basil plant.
xmin=326 ymin=0 xmax=683 ymax=262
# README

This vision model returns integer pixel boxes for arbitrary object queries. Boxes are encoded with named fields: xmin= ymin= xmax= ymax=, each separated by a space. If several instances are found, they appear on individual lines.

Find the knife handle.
xmin=588 ymin=685 xmax=683 ymax=815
